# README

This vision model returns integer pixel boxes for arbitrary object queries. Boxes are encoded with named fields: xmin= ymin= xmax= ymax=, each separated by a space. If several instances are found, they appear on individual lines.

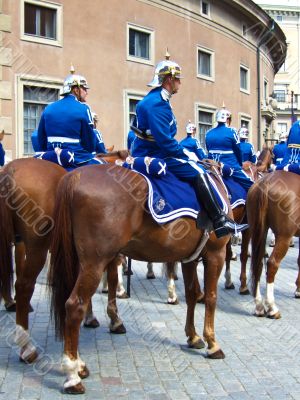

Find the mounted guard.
xmin=180 ymin=121 xmax=207 ymax=161
xmin=238 ymin=125 xmax=257 ymax=164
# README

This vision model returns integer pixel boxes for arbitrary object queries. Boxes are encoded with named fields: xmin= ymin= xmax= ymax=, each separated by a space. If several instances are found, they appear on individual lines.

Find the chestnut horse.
xmin=48 ymin=164 xmax=231 ymax=394
xmin=248 ymin=170 xmax=300 ymax=319
xmin=0 ymin=152 xmax=128 ymax=363
xmin=161 ymin=148 xmax=274 ymax=305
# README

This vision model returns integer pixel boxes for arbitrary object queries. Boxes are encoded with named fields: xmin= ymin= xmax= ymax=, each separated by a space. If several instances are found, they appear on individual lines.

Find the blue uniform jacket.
xmin=37 ymin=94 xmax=96 ymax=165
xmin=273 ymin=141 xmax=287 ymax=166
xmin=127 ymin=130 xmax=136 ymax=152
xmin=206 ymin=123 xmax=243 ymax=169
xmin=0 ymin=143 xmax=5 ymax=166
xmin=131 ymin=87 xmax=188 ymax=160
xmin=281 ymin=120 xmax=300 ymax=165
xmin=239 ymin=140 xmax=257 ymax=164
xmin=93 ymin=129 xmax=107 ymax=154
xmin=180 ymin=135 xmax=206 ymax=160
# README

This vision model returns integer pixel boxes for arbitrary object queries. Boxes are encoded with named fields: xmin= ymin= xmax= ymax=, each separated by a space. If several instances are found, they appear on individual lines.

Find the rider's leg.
xmin=194 ymin=173 xmax=248 ymax=238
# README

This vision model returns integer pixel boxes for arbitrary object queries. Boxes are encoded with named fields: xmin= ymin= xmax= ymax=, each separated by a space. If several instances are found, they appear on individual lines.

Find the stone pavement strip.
xmin=1 ymin=239 xmax=300 ymax=399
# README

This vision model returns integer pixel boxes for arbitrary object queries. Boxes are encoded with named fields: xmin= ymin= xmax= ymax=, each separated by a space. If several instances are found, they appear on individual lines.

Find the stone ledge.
xmin=0 ymin=14 xmax=11 ymax=32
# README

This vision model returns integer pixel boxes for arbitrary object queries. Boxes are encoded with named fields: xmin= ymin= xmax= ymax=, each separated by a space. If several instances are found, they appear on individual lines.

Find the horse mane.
xmin=96 ymin=150 xmax=129 ymax=163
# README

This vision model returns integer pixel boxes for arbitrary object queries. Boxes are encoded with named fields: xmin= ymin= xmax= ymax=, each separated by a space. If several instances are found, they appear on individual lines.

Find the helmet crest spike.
xmin=165 ymin=48 xmax=170 ymax=60
xmin=70 ymin=64 xmax=75 ymax=74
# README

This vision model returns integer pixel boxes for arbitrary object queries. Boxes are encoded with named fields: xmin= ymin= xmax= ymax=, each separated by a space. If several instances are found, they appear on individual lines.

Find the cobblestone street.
xmin=1 ymin=240 xmax=300 ymax=399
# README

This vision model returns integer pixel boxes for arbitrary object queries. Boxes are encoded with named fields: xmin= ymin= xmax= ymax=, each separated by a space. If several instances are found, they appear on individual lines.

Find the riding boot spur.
xmin=194 ymin=173 xmax=248 ymax=238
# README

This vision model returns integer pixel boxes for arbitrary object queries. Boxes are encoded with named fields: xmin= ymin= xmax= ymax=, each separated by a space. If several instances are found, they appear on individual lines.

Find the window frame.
xmin=196 ymin=104 xmax=216 ymax=150
xmin=15 ymin=74 xmax=63 ymax=158
xmin=20 ymin=0 xmax=63 ymax=47
xmin=200 ymin=1 xmax=211 ymax=18
xmin=263 ymin=77 xmax=269 ymax=106
xmin=240 ymin=64 xmax=250 ymax=94
xmin=126 ymin=23 xmax=154 ymax=66
xmin=197 ymin=46 xmax=215 ymax=82
xmin=123 ymin=90 xmax=146 ymax=147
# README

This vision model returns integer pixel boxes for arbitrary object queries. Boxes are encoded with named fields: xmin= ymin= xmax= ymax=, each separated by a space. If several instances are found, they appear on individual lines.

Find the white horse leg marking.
xmin=15 ymin=324 xmax=37 ymax=360
xmin=116 ymin=262 xmax=126 ymax=297
xmin=62 ymin=353 xmax=81 ymax=389
xmin=254 ymin=284 xmax=265 ymax=316
xmin=265 ymin=282 xmax=279 ymax=317
xmin=167 ymin=278 xmax=178 ymax=304
xmin=224 ymin=269 xmax=233 ymax=288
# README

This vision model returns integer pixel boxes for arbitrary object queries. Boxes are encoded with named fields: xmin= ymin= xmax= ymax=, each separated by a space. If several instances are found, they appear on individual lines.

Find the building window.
xmin=277 ymin=122 xmax=288 ymax=135
xmin=198 ymin=108 xmax=214 ymax=149
xmin=278 ymin=60 xmax=287 ymax=73
xmin=127 ymin=24 xmax=154 ymax=65
xmin=240 ymin=65 xmax=250 ymax=93
xmin=124 ymin=91 xmax=145 ymax=146
xmin=197 ymin=47 xmax=214 ymax=81
xmin=273 ymin=90 xmax=286 ymax=103
xmin=21 ymin=0 xmax=62 ymax=46
xmin=242 ymin=24 xmax=247 ymax=37
xmin=129 ymin=98 xmax=139 ymax=125
xmin=23 ymin=86 xmax=59 ymax=155
xmin=276 ymin=15 xmax=283 ymax=22
xmin=263 ymin=79 xmax=269 ymax=105
xmin=200 ymin=1 xmax=210 ymax=17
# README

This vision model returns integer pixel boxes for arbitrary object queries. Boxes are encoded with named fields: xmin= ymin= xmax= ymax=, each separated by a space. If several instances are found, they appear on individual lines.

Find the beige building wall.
xmin=0 ymin=0 xmax=286 ymax=160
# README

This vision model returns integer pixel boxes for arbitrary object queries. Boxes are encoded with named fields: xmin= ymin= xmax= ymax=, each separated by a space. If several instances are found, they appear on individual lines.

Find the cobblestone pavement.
xmin=1 ymin=239 xmax=300 ymax=400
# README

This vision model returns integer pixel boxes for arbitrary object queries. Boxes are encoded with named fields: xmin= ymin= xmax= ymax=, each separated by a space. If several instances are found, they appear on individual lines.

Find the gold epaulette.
xmin=288 ymin=144 xmax=300 ymax=149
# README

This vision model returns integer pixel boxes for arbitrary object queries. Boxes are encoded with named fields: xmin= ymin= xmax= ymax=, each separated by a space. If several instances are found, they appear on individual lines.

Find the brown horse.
xmin=248 ymin=170 xmax=300 ymax=319
xmin=0 ymin=153 xmax=128 ymax=363
xmin=48 ymin=164 xmax=232 ymax=394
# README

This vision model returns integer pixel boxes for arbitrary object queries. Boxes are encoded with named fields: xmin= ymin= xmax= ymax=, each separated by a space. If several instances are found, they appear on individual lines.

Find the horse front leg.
xmin=83 ymin=299 xmax=100 ymax=328
xmin=181 ymin=261 xmax=205 ymax=349
xmin=295 ymin=239 xmax=300 ymax=298
xmin=107 ymin=257 xmax=126 ymax=334
xmin=62 ymin=265 xmax=103 ymax=394
xmin=203 ymin=249 xmax=225 ymax=359
xmin=239 ymin=229 xmax=251 ymax=295
xmin=224 ymin=240 xmax=235 ymax=290
xmin=165 ymin=262 xmax=179 ymax=305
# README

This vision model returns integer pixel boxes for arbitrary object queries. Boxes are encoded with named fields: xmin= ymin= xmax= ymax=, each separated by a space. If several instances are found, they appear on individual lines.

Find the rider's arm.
xmin=0 ymin=143 xmax=4 ymax=166
xmin=80 ymin=106 xmax=97 ymax=153
xmin=249 ymin=144 xmax=257 ymax=164
xmin=231 ymin=129 xmax=243 ymax=166
xmin=195 ymin=139 xmax=207 ymax=160
xmin=94 ymin=129 xmax=107 ymax=154
xmin=37 ymin=113 xmax=48 ymax=151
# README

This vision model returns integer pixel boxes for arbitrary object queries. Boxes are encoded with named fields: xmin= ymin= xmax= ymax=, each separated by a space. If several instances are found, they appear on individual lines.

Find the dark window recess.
xmin=24 ymin=3 xmax=57 ymax=39
xmin=129 ymin=29 xmax=150 ymax=59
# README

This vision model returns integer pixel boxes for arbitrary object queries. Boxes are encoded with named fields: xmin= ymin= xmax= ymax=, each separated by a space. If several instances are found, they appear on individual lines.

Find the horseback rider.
xmin=273 ymin=131 xmax=288 ymax=167
xmin=131 ymin=54 xmax=248 ymax=238
xmin=238 ymin=125 xmax=257 ymax=164
xmin=36 ymin=68 xmax=102 ymax=167
xmin=92 ymin=112 xmax=107 ymax=154
xmin=0 ymin=129 xmax=5 ymax=166
xmin=180 ymin=121 xmax=206 ymax=161
xmin=277 ymin=120 xmax=300 ymax=173
xmin=206 ymin=109 xmax=254 ymax=191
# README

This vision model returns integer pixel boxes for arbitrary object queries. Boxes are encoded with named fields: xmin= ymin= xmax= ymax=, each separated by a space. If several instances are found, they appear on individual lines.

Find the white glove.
xmin=183 ymin=148 xmax=199 ymax=162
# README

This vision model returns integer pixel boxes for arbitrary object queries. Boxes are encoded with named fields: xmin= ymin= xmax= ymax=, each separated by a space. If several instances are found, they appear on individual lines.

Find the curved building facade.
xmin=0 ymin=0 xmax=286 ymax=159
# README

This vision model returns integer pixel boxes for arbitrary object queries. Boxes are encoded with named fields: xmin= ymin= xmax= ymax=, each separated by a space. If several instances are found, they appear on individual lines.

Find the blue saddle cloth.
xmin=123 ymin=157 xmax=228 ymax=224
xmin=222 ymin=177 xmax=247 ymax=209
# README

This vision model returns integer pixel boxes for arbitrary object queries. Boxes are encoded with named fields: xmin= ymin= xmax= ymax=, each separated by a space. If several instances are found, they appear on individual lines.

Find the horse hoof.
xmin=29 ymin=304 xmax=34 ymax=313
xmin=267 ymin=311 xmax=281 ymax=319
xmin=231 ymin=255 xmax=237 ymax=261
xmin=64 ymin=382 xmax=85 ymax=395
xmin=174 ymin=274 xmax=178 ymax=281
xmin=110 ymin=323 xmax=126 ymax=334
xmin=19 ymin=350 xmax=38 ymax=364
xmin=78 ymin=365 xmax=90 ymax=379
xmin=207 ymin=349 xmax=225 ymax=359
xmin=4 ymin=302 xmax=16 ymax=312
xmin=254 ymin=310 xmax=266 ymax=317
xmin=187 ymin=337 xmax=205 ymax=349
xmin=117 ymin=292 xmax=129 ymax=299
xmin=146 ymin=273 xmax=155 ymax=279
xmin=123 ymin=269 xmax=133 ymax=276
xmin=225 ymin=283 xmax=235 ymax=290
xmin=167 ymin=298 xmax=179 ymax=305
xmin=102 ymin=289 xmax=108 ymax=294
xmin=295 ymin=292 xmax=300 ymax=299
xmin=83 ymin=318 xmax=100 ymax=329
xmin=239 ymin=288 xmax=250 ymax=296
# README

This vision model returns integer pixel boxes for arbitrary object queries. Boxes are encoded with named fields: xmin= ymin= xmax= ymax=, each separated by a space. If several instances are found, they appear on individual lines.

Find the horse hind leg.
xmin=224 ymin=241 xmax=235 ymax=290
xmin=264 ymin=236 xmax=290 ymax=319
xmin=239 ymin=229 xmax=251 ymax=295
xmin=146 ymin=262 xmax=156 ymax=279
xmin=181 ymin=261 xmax=205 ymax=350
xmin=116 ymin=261 xmax=128 ymax=299
xmin=83 ymin=299 xmax=100 ymax=329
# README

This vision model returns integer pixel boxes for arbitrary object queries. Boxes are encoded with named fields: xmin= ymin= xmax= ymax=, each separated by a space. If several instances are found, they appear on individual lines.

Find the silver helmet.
xmin=61 ymin=66 xmax=90 ymax=96
xmin=216 ymin=108 xmax=232 ymax=123
xmin=148 ymin=60 xmax=182 ymax=87
xmin=239 ymin=126 xmax=249 ymax=139
xmin=186 ymin=121 xmax=196 ymax=134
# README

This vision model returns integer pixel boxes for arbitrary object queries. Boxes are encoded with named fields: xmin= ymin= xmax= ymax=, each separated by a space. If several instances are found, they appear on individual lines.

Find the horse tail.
xmin=0 ymin=171 xmax=14 ymax=302
xmin=247 ymin=179 xmax=269 ymax=297
xmin=48 ymin=173 xmax=79 ymax=339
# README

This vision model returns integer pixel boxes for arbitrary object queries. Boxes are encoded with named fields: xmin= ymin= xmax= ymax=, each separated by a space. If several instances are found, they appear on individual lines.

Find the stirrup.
xmin=214 ymin=217 xmax=248 ymax=239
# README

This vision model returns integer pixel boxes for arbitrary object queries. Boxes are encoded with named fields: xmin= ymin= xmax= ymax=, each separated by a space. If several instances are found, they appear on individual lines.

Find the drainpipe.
xmin=257 ymin=22 xmax=275 ymax=150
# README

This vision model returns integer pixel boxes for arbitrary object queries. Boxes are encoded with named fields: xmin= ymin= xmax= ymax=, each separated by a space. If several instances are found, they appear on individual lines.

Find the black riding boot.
xmin=194 ymin=173 xmax=248 ymax=238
